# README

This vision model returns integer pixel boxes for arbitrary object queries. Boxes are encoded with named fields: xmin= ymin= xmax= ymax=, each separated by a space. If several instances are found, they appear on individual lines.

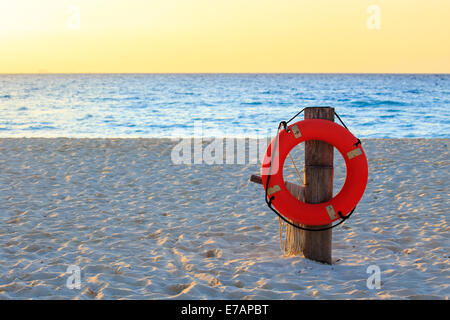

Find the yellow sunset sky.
xmin=0 ymin=0 xmax=449 ymax=73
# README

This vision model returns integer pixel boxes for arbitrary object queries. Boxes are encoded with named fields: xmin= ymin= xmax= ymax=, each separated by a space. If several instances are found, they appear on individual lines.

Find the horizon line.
xmin=1 ymin=72 xmax=450 ymax=75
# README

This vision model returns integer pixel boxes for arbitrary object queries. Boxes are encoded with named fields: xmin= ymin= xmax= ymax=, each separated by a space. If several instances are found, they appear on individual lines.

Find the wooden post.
xmin=250 ymin=174 xmax=305 ymax=202
xmin=300 ymin=107 xmax=334 ymax=264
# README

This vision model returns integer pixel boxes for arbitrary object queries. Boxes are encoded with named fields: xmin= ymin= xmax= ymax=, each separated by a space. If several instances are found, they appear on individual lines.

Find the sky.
xmin=0 ymin=0 xmax=449 ymax=73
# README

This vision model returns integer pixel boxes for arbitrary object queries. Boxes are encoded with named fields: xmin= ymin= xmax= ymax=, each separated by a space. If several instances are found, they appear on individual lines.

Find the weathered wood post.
xmin=250 ymin=174 xmax=304 ymax=201
xmin=300 ymin=107 xmax=334 ymax=264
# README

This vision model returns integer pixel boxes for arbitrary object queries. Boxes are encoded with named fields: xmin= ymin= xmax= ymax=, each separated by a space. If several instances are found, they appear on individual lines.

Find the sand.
xmin=0 ymin=138 xmax=448 ymax=299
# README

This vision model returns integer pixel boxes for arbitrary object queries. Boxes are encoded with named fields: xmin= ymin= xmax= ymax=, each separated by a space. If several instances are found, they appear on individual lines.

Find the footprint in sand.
xmin=168 ymin=282 xmax=195 ymax=295
xmin=205 ymin=249 xmax=222 ymax=258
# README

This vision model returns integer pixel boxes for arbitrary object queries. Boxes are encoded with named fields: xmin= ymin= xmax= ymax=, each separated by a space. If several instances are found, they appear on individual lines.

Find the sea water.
xmin=0 ymin=74 xmax=449 ymax=138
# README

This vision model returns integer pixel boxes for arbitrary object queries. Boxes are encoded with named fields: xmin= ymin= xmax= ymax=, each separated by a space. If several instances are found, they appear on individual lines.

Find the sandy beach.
xmin=0 ymin=138 xmax=448 ymax=299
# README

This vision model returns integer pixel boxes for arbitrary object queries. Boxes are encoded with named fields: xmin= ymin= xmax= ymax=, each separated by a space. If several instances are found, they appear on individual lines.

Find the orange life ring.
xmin=261 ymin=119 xmax=368 ymax=226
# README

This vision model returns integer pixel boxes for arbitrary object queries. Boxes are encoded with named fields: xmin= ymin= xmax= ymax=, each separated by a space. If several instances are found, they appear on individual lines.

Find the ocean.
xmin=0 ymin=74 xmax=449 ymax=138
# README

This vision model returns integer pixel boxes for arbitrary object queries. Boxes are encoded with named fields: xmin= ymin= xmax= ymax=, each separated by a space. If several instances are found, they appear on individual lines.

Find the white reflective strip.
xmin=291 ymin=125 xmax=302 ymax=139
xmin=347 ymin=148 xmax=362 ymax=159
xmin=267 ymin=185 xmax=281 ymax=196
xmin=325 ymin=205 xmax=338 ymax=220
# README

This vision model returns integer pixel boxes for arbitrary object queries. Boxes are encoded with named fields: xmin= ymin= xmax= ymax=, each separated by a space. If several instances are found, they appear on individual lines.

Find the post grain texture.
xmin=300 ymin=107 xmax=334 ymax=264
